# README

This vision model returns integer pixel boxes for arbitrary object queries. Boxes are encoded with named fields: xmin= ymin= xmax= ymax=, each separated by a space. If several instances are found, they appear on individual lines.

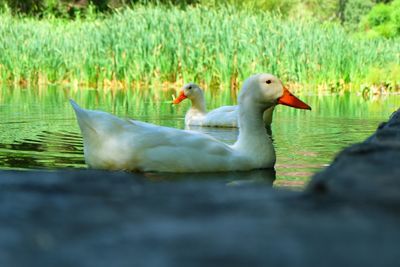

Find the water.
xmin=1 ymin=86 xmax=399 ymax=188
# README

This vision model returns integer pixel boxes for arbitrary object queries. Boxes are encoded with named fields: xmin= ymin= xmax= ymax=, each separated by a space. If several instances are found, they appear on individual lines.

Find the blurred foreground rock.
xmin=1 ymin=109 xmax=400 ymax=267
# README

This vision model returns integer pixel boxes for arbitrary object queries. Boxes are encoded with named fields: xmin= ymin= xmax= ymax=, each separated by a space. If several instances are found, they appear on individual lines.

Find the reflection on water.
xmin=0 ymin=86 xmax=399 ymax=188
xmin=0 ymin=131 xmax=85 ymax=169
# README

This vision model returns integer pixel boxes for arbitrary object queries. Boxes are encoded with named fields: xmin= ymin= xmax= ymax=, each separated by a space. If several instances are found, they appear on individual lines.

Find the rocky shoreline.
xmin=1 ymin=109 xmax=400 ymax=267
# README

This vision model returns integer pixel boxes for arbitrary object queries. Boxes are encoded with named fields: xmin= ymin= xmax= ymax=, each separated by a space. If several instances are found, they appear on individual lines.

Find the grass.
xmin=0 ymin=4 xmax=399 ymax=95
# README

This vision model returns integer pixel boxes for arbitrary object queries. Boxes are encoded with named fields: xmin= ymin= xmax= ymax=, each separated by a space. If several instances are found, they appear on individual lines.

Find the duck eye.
xmin=266 ymin=80 xmax=272 ymax=84
xmin=188 ymin=86 xmax=192 ymax=90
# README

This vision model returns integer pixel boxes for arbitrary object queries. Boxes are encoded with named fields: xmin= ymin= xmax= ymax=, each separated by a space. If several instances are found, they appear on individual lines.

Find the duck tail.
xmin=69 ymin=99 xmax=99 ymax=137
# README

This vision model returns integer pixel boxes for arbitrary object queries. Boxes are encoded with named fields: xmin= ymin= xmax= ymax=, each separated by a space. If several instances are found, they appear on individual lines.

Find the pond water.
xmin=0 ymin=86 xmax=399 ymax=188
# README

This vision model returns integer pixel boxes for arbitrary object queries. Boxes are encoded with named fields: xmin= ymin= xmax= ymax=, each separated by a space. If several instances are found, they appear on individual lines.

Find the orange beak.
xmin=278 ymin=88 xmax=311 ymax=110
xmin=173 ymin=91 xmax=187 ymax=104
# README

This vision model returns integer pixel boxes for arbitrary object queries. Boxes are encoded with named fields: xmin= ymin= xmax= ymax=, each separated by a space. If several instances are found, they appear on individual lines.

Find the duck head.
xmin=173 ymin=83 xmax=204 ymax=104
xmin=239 ymin=73 xmax=311 ymax=111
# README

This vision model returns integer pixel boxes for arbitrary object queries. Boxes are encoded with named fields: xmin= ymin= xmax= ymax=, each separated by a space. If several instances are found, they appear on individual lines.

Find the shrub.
xmin=391 ymin=2 xmax=400 ymax=32
xmin=367 ymin=3 xmax=391 ymax=26
xmin=361 ymin=0 xmax=400 ymax=37
xmin=343 ymin=0 xmax=374 ymax=30
xmin=3 ymin=0 xmax=45 ymax=14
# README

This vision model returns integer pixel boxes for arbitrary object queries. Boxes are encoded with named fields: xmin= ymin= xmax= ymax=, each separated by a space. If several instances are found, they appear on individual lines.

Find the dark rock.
xmin=307 ymin=109 xmax=400 ymax=207
xmin=1 ymin=109 xmax=400 ymax=267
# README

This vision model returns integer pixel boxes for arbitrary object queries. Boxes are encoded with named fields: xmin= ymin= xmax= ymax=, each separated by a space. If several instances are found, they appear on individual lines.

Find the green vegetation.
xmin=361 ymin=0 xmax=400 ymax=38
xmin=0 ymin=0 xmax=395 ymax=26
xmin=0 ymin=4 xmax=399 ymax=94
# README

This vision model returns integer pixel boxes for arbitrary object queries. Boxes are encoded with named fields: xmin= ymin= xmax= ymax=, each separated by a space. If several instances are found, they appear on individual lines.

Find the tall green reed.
xmin=0 ymin=5 xmax=399 ymax=94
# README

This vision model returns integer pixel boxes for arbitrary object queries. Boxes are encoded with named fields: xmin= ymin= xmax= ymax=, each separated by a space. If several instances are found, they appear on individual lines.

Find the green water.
xmin=0 ymin=86 xmax=399 ymax=188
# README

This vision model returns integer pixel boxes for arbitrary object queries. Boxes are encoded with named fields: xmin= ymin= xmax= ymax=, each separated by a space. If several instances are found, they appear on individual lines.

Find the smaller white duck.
xmin=173 ymin=83 xmax=274 ymax=128
xmin=71 ymin=73 xmax=311 ymax=173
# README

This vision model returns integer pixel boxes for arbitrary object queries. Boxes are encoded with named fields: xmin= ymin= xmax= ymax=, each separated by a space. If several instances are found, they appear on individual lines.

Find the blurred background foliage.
xmin=360 ymin=0 xmax=400 ymax=38
xmin=0 ymin=0 xmax=399 ymax=39
xmin=0 ymin=0 xmax=398 ymax=91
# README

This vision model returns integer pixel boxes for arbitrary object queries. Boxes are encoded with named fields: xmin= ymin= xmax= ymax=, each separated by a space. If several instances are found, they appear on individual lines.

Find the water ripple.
xmin=0 ymin=131 xmax=85 ymax=170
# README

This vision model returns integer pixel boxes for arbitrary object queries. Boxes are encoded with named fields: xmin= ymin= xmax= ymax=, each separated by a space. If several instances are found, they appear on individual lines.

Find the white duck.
xmin=173 ymin=83 xmax=274 ymax=128
xmin=70 ymin=73 xmax=311 ymax=173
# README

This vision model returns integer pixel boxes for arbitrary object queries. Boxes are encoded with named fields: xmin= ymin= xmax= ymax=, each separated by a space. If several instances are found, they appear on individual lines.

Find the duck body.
xmin=71 ymin=74 xmax=311 ymax=173
xmin=71 ymin=101 xmax=264 ymax=172
xmin=174 ymin=83 xmax=274 ymax=128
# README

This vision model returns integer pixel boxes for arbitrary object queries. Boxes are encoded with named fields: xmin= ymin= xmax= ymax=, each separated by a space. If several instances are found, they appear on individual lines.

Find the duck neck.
xmin=234 ymin=100 xmax=274 ymax=156
xmin=189 ymin=97 xmax=207 ymax=114
xmin=238 ymin=102 xmax=268 ymax=140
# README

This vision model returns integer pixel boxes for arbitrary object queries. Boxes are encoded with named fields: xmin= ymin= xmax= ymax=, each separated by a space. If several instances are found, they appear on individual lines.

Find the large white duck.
xmin=173 ymin=83 xmax=274 ymax=128
xmin=70 ymin=73 xmax=311 ymax=173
